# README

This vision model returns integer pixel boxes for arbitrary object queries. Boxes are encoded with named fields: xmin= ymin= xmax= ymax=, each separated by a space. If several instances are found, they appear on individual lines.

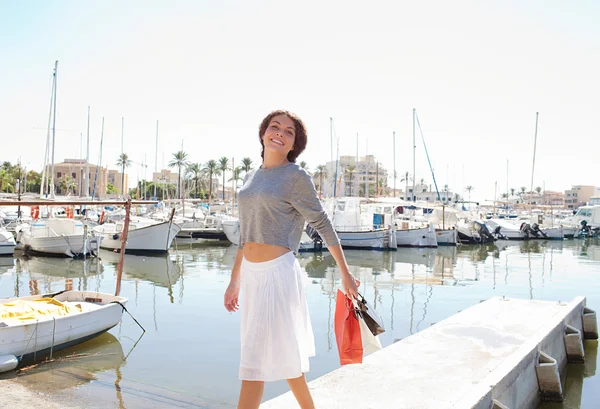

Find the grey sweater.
xmin=238 ymin=162 xmax=339 ymax=254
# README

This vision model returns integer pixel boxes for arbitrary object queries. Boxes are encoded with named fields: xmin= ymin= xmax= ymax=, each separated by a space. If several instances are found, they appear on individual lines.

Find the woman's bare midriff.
xmin=243 ymin=242 xmax=291 ymax=262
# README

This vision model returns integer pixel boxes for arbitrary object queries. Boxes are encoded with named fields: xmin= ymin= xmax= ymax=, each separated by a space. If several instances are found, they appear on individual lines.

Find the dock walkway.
xmin=261 ymin=296 xmax=597 ymax=409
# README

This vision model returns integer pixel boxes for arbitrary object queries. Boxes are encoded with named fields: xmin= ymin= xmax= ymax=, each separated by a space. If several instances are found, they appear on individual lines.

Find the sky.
xmin=1 ymin=0 xmax=599 ymax=201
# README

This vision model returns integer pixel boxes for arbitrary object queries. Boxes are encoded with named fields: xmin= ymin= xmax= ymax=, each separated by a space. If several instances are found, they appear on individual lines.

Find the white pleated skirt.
xmin=239 ymin=251 xmax=315 ymax=381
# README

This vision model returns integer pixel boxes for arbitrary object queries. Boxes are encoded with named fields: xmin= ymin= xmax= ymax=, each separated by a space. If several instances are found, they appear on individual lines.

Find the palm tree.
xmin=241 ymin=157 xmax=253 ymax=174
xmin=520 ymin=186 xmax=527 ymax=197
xmin=313 ymin=165 xmax=328 ymax=198
xmin=116 ymin=153 xmax=132 ymax=196
xmin=218 ymin=156 xmax=230 ymax=201
xmin=345 ymin=165 xmax=356 ymax=196
xmin=401 ymin=172 xmax=412 ymax=201
xmin=300 ymin=161 xmax=308 ymax=170
xmin=187 ymin=163 xmax=202 ymax=198
xmin=465 ymin=185 xmax=474 ymax=202
xmin=510 ymin=188 xmax=516 ymax=198
xmin=535 ymin=186 xmax=542 ymax=194
xmin=0 ymin=169 xmax=14 ymax=193
xmin=501 ymin=193 xmax=509 ymax=199
xmin=60 ymin=175 xmax=76 ymax=195
xmin=203 ymin=160 xmax=219 ymax=201
xmin=168 ymin=151 xmax=189 ymax=199
xmin=229 ymin=167 xmax=244 ymax=200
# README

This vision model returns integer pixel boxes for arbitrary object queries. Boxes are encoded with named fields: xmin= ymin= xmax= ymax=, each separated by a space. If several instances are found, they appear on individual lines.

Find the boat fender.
xmin=0 ymin=355 xmax=18 ymax=373
xmin=113 ymin=234 xmax=119 ymax=240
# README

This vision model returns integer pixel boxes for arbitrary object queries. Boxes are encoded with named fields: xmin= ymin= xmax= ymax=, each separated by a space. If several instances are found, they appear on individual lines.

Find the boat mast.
xmin=528 ymin=112 xmax=539 ymax=209
xmin=356 ymin=132 xmax=358 ymax=197
xmin=40 ymin=64 xmax=55 ymax=198
xmin=154 ymin=120 xmax=158 ymax=200
xmin=84 ymin=106 xmax=90 ymax=197
xmin=412 ymin=108 xmax=416 ymax=202
xmin=393 ymin=131 xmax=396 ymax=198
xmin=49 ymin=60 xmax=58 ymax=199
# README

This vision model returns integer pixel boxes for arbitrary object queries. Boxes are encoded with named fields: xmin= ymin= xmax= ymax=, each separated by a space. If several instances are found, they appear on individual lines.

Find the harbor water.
xmin=1 ymin=239 xmax=599 ymax=408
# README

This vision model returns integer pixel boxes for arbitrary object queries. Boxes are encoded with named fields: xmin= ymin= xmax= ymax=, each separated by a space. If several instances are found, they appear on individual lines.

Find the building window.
xmin=57 ymin=172 xmax=62 ymax=178
xmin=72 ymin=172 xmax=76 ymax=178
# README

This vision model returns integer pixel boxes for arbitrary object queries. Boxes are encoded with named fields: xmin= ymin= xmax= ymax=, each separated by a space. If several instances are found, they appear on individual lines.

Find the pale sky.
xmin=1 ymin=0 xmax=599 ymax=201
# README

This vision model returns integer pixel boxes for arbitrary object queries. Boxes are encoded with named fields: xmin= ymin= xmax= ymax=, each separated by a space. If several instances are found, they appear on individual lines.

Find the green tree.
xmin=442 ymin=184 xmax=449 ymax=201
xmin=187 ymin=163 xmax=203 ymax=198
xmin=465 ymin=185 xmax=474 ymax=202
xmin=218 ymin=156 xmax=230 ymax=201
xmin=241 ymin=157 xmax=253 ymax=174
xmin=203 ymin=159 xmax=219 ymax=201
xmin=401 ymin=172 xmax=412 ymax=201
xmin=344 ymin=165 xmax=356 ymax=196
xmin=26 ymin=170 xmax=41 ymax=193
xmin=0 ymin=169 xmax=14 ymax=193
xmin=168 ymin=151 xmax=189 ymax=199
xmin=313 ymin=165 xmax=328 ymax=198
xmin=229 ymin=167 xmax=244 ymax=200
xmin=107 ymin=183 xmax=117 ymax=194
xmin=510 ymin=188 xmax=516 ymax=198
xmin=535 ymin=186 xmax=542 ymax=194
xmin=116 ymin=153 xmax=132 ymax=195
xmin=60 ymin=175 xmax=76 ymax=195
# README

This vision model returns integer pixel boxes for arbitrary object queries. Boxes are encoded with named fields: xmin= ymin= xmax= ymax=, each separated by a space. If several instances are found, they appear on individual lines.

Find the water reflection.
xmin=1 ymin=241 xmax=599 ymax=408
xmin=0 ymin=332 xmax=124 ymax=389
xmin=100 ymin=250 xmax=180 ymax=289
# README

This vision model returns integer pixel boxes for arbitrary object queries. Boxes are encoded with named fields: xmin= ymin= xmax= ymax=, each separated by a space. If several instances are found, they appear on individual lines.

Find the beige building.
xmin=321 ymin=155 xmax=389 ymax=198
xmin=526 ymin=191 xmax=565 ymax=207
xmin=107 ymin=169 xmax=129 ymax=195
xmin=152 ymin=169 xmax=179 ymax=185
xmin=47 ymin=159 xmax=126 ymax=198
xmin=564 ymin=185 xmax=600 ymax=210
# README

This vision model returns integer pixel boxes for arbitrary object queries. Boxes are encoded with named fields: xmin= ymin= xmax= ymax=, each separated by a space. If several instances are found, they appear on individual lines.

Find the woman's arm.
xmin=328 ymin=244 xmax=359 ymax=299
xmin=224 ymin=248 xmax=244 ymax=312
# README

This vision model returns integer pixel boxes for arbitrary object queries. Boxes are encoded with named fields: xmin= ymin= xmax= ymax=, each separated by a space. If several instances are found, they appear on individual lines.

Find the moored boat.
xmin=0 ymin=290 xmax=127 ymax=373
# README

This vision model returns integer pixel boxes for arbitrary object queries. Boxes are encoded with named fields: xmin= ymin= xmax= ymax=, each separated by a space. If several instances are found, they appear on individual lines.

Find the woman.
xmin=224 ymin=110 xmax=359 ymax=409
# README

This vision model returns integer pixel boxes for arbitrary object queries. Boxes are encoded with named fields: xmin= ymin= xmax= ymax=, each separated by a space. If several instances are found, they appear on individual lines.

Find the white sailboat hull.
xmin=0 ymin=231 xmax=16 ymax=256
xmin=222 ymin=219 xmax=240 ymax=246
xmin=94 ymin=221 xmax=180 ymax=253
xmin=21 ymin=235 xmax=101 ymax=257
xmin=396 ymin=224 xmax=437 ymax=248
xmin=337 ymin=228 xmax=397 ymax=250
xmin=435 ymin=229 xmax=458 ymax=246
xmin=0 ymin=291 xmax=126 ymax=368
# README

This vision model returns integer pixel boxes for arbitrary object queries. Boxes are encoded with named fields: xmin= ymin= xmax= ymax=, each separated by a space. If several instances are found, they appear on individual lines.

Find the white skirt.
xmin=239 ymin=251 xmax=315 ymax=381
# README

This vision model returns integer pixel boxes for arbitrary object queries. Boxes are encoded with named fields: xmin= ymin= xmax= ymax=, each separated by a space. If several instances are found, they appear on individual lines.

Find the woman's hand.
xmin=224 ymin=280 xmax=240 ymax=312
xmin=341 ymin=272 xmax=360 ymax=299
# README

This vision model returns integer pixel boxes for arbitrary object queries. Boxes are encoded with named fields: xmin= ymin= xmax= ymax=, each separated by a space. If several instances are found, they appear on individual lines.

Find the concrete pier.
xmin=261 ymin=296 xmax=596 ymax=409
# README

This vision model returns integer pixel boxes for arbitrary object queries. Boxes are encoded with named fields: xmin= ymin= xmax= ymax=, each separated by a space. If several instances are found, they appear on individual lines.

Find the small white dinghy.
xmin=0 ymin=290 xmax=127 ymax=373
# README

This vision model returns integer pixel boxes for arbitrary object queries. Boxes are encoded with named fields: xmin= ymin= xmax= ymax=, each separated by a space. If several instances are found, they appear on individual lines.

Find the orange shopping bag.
xmin=334 ymin=289 xmax=363 ymax=365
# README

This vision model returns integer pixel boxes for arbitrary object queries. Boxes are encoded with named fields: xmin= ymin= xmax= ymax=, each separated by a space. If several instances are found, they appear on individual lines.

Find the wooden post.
xmin=115 ymin=198 xmax=132 ymax=296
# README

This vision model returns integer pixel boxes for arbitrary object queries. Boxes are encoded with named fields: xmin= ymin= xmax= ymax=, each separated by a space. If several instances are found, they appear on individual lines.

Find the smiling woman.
xmin=223 ymin=110 xmax=359 ymax=409
xmin=258 ymin=110 xmax=307 ymax=164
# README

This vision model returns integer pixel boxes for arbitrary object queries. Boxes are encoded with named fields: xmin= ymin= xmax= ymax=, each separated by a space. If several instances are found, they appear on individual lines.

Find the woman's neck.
xmin=262 ymin=152 xmax=289 ymax=169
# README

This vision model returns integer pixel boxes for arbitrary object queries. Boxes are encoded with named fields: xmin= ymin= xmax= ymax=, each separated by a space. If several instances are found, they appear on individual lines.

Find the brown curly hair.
xmin=258 ymin=110 xmax=307 ymax=163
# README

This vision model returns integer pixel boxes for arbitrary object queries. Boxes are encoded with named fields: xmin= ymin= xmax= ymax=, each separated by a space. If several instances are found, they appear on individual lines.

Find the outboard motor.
xmin=493 ymin=225 xmax=507 ymax=240
xmin=473 ymin=221 xmax=495 ymax=242
xmin=579 ymin=220 xmax=592 ymax=237
xmin=530 ymin=223 xmax=547 ymax=238
xmin=520 ymin=223 xmax=533 ymax=239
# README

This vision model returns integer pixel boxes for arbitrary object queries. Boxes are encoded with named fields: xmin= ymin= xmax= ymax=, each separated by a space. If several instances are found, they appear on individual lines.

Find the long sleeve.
xmin=290 ymin=170 xmax=340 ymax=247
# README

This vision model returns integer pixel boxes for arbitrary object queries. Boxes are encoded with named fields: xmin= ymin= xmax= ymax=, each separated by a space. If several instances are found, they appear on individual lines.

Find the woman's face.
xmin=262 ymin=114 xmax=296 ymax=159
